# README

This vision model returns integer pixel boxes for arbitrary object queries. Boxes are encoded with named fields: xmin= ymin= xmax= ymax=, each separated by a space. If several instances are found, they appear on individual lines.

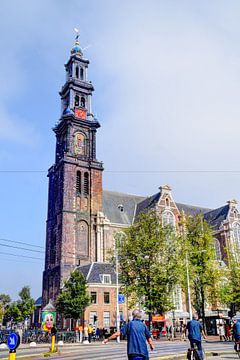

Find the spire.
xmin=71 ymin=28 xmax=83 ymax=56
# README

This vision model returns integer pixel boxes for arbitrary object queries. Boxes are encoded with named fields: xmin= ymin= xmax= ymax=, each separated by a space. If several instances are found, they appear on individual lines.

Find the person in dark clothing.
xmin=233 ymin=320 xmax=240 ymax=352
xmin=102 ymin=309 xmax=154 ymax=360
xmin=186 ymin=314 xmax=206 ymax=360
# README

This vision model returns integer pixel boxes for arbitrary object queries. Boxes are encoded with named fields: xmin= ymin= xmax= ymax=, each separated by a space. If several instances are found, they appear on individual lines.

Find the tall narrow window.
xmin=75 ymin=95 xmax=79 ymax=107
xmin=84 ymin=172 xmax=89 ymax=196
xmin=81 ymin=97 xmax=85 ymax=108
xmin=166 ymin=198 xmax=170 ymax=207
xmin=75 ymin=66 xmax=79 ymax=78
xmin=80 ymin=68 xmax=84 ymax=80
xmin=76 ymin=171 xmax=81 ymax=194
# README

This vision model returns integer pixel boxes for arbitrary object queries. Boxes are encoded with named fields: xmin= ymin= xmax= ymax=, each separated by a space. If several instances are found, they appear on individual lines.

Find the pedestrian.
xmin=233 ymin=319 xmax=240 ymax=352
xmin=96 ymin=327 xmax=100 ymax=340
xmin=186 ymin=314 xmax=206 ymax=360
xmin=218 ymin=323 xmax=226 ymax=341
xmin=88 ymin=323 xmax=93 ymax=343
xmin=102 ymin=309 xmax=154 ymax=360
xmin=225 ymin=324 xmax=231 ymax=341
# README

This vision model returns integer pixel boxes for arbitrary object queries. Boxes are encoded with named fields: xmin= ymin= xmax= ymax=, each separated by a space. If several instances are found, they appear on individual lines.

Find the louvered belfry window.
xmin=76 ymin=171 xmax=81 ymax=194
xmin=84 ymin=172 xmax=89 ymax=196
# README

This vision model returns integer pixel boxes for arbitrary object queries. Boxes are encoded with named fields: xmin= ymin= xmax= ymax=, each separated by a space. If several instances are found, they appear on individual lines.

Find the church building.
xmin=42 ymin=36 xmax=240 ymax=328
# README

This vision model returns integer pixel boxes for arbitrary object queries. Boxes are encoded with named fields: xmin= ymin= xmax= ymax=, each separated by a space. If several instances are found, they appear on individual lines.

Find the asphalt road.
xmin=0 ymin=340 xmax=238 ymax=359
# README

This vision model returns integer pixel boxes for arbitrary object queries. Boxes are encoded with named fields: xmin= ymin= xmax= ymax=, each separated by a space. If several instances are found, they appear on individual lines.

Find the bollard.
xmin=8 ymin=350 xmax=16 ymax=360
xmin=51 ymin=335 xmax=55 ymax=353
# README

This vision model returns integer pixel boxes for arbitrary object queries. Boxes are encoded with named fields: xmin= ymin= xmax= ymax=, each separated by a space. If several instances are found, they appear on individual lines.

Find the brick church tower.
xmin=42 ymin=35 xmax=103 ymax=305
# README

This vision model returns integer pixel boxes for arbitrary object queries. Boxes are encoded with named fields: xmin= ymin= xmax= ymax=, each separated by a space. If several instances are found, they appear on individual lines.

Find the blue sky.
xmin=1 ymin=0 xmax=240 ymax=300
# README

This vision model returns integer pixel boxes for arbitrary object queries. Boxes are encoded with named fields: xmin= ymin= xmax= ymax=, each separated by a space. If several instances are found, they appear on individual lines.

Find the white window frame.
xmin=103 ymin=311 xmax=110 ymax=327
xmin=100 ymin=274 xmax=111 ymax=284
xmin=162 ymin=210 xmax=175 ymax=227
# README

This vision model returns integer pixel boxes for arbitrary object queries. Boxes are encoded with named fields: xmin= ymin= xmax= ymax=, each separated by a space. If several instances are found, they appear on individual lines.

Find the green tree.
xmin=219 ymin=242 xmax=240 ymax=316
xmin=0 ymin=294 xmax=11 ymax=323
xmin=4 ymin=302 xmax=22 ymax=324
xmin=116 ymin=210 xmax=181 ymax=321
xmin=56 ymin=270 xmax=90 ymax=321
xmin=184 ymin=215 xmax=221 ymax=331
xmin=17 ymin=286 xmax=35 ymax=322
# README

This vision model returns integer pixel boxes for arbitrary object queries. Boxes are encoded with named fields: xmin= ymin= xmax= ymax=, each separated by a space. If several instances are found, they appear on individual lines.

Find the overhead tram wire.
xmin=0 ymin=243 xmax=44 ymax=253
xmin=0 ymin=237 xmax=87 ymax=258
xmin=0 ymin=238 xmax=44 ymax=249
xmin=2 ymin=169 xmax=240 ymax=174
xmin=0 ymin=251 xmax=44 ymax=261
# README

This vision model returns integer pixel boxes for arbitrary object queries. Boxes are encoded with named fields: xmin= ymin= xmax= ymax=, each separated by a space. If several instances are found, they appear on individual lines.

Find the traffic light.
xmin=93 ymin=315 xmax=98 ymax=323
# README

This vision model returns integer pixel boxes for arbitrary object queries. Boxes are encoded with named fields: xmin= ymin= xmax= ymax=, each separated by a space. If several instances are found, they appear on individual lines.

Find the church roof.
xmin=204 ymin=204 xmax=229 ymax=230
xmin=176 ymin=203 xmax=211 ymax=216
xmin=135 ymin=192 xmax=161 ymax=218
xmin=103 ymin=190 xmax=145 ymax=224
xmin=79 ymin=262 xmax=116 ymax=284
xmin=102 ymin=189 xmax=228 ymax=231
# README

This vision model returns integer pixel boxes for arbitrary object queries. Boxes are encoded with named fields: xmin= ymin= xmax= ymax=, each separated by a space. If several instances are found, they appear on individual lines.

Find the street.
xmin=0 ymin=340 xmax=238 ymax=359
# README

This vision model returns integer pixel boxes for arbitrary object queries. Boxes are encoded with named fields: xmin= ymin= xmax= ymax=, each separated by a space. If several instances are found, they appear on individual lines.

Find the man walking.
xmin=186 ymin=314 xmax=206 ymax=360
xmin=102 ymin=309 xmax=154 ymax=360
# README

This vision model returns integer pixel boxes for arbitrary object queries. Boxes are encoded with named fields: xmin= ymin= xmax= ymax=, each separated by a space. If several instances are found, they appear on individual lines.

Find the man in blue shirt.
xmin=102 ymin=309 xmax=154 ymax=360
xmin=186 ymin=314 xmax=206 ymax=360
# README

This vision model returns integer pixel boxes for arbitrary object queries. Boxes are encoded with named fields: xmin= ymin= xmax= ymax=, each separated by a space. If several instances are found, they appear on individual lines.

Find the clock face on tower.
xmin=75 ymin=108 xmax=87 ymax=120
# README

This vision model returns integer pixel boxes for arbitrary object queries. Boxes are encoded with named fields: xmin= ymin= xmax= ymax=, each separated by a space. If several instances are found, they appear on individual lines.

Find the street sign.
xmin=118 ymin=294 xmax=125 ymax=304
xmin=7 ymin=333 xmax=20 ymax=351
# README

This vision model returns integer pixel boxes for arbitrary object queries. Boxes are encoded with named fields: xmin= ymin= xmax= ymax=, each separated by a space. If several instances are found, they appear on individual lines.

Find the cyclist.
xmin=233 ymin=320 xmax=240 ymax=352
xmin=186 ymin=314 xmax=206 ymax=360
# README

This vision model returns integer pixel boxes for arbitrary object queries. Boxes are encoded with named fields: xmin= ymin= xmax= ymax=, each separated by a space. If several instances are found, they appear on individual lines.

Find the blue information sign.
xmin=7 ymin=333 xmax=20 ymax=351
xmin=118 ymin=294 xmax=125 ymax=304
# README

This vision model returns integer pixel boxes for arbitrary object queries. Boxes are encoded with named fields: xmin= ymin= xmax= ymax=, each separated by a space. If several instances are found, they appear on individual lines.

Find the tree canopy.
xmin=117 ymin=209 xmax=181 ymax=315
xmin=56 ymin=270 xmax=90 ymax=320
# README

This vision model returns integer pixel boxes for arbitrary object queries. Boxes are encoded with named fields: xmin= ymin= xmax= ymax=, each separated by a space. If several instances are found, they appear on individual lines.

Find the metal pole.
xmin=116 ymin=244 xmax=120 ymax=343
xmin=186 ymin=252 xmax=192 ymax=320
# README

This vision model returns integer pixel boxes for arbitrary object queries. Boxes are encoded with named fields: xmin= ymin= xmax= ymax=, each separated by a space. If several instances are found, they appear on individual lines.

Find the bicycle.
xmin=234 ymin=341 xmax=240 ymax=358
xmin=187 ymin=344 xmax=205 ymax=360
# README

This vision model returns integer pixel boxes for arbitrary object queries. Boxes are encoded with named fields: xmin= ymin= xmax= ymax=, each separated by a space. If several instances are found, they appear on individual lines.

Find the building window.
xmin=76 ymin=220 xmax=89 ymax=257
xmin=215 ymin=239 xmax=221 ymax=260
xmin=75 ymin=66 xmax=79 ymax=78
xmin=75 ymin=94 xmax=80 ymax=107
xmin=162 ymin=210 xmax=175 ymax=227
xmin=104 ymin=292 xmax=110 ymax=304
xmin=173 ymin=285 xmax=182 ymax=311
xmin=84 ymin=172 xmax=89 ymax=196
xmin=80 ymin=97 xmax=85 ymax=108
xmin=166 ymin=198 xmax=170 ymax=207
xmin=80 ymin=68 xmax=84 ymax=80
xmin=90 ymin=311 xmax=97 ymax=325
xmin=233 ymin=222 xmax=240 ymax=246
xmin=76 ymin=171 xmax=81 ymax=194
xmin=91 ymin=292 xmax=97 ymax=304
xmin=103 ymin=311 xmax=110 ymax=327
xmin=100 ymin=274 xmax=111 ymax=284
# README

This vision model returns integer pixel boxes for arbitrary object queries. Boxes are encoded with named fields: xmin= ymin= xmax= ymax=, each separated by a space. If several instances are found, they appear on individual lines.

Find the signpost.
xmin=7 ymin=333 xmax=20 ymax=360
xmin=118 ymin=294 xmax=125 ymax=304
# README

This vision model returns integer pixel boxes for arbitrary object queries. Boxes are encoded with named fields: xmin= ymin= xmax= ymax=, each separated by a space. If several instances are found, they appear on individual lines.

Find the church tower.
xmin=42 ymin=35 xmax=103 ymax=305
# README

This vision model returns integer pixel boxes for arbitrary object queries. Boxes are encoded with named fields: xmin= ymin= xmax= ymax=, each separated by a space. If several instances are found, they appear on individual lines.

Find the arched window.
xmin=84 ymin=172 xmax=89 ymax=196
xmin=74 ymin=132 xmax=85 ymax=156
xmin=76 ymin=171 xmax=81 ymax=194
xmin=75 ymin=66 xmax=79 ymax=78
xmin=81 ymin=97 xmax=85 ymax=108
xmin=215 ymin=239 xmax=221 ymax=260
xmin=76 ymin=220 xmax=89 ymax=257
xmin=162 ymin=210 xmax=175 ymax=227
xmin=166 ymin=198 xmax=170 ymax=207
xmin=80 ymin=68 xmax=84 ymax=80
xmin=75 ymin=94 xmax=80 ymax=107
xmin=232 ymin=222 xmax=240 ymax=245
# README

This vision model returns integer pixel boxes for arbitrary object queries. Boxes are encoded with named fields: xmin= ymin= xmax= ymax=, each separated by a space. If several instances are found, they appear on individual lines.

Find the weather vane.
xmin=74 ymin=27 xmax=80 ymax=42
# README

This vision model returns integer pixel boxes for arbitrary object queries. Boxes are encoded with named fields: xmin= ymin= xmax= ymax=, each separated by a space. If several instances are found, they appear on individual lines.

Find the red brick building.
xmin=42 ymin=36 xmax=240 ymax=329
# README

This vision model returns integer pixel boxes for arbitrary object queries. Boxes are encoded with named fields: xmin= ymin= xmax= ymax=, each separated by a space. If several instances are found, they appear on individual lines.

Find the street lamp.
xmin=115 ymin=240 xmax=120 ymax=343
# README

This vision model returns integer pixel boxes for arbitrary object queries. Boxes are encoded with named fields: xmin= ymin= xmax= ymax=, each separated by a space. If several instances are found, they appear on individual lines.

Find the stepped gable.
xmin=204 ymin=204 xmax=229 ymax=230
xmin=103 ymin=190 xmax=145 ymax=224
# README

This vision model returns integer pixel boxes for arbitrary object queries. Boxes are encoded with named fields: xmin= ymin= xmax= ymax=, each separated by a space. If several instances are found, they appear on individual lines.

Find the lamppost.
xmin=186 ymin=252 xmax=192 ymax=321
xmin=115 ymin=240 xmax=120 ymax=343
